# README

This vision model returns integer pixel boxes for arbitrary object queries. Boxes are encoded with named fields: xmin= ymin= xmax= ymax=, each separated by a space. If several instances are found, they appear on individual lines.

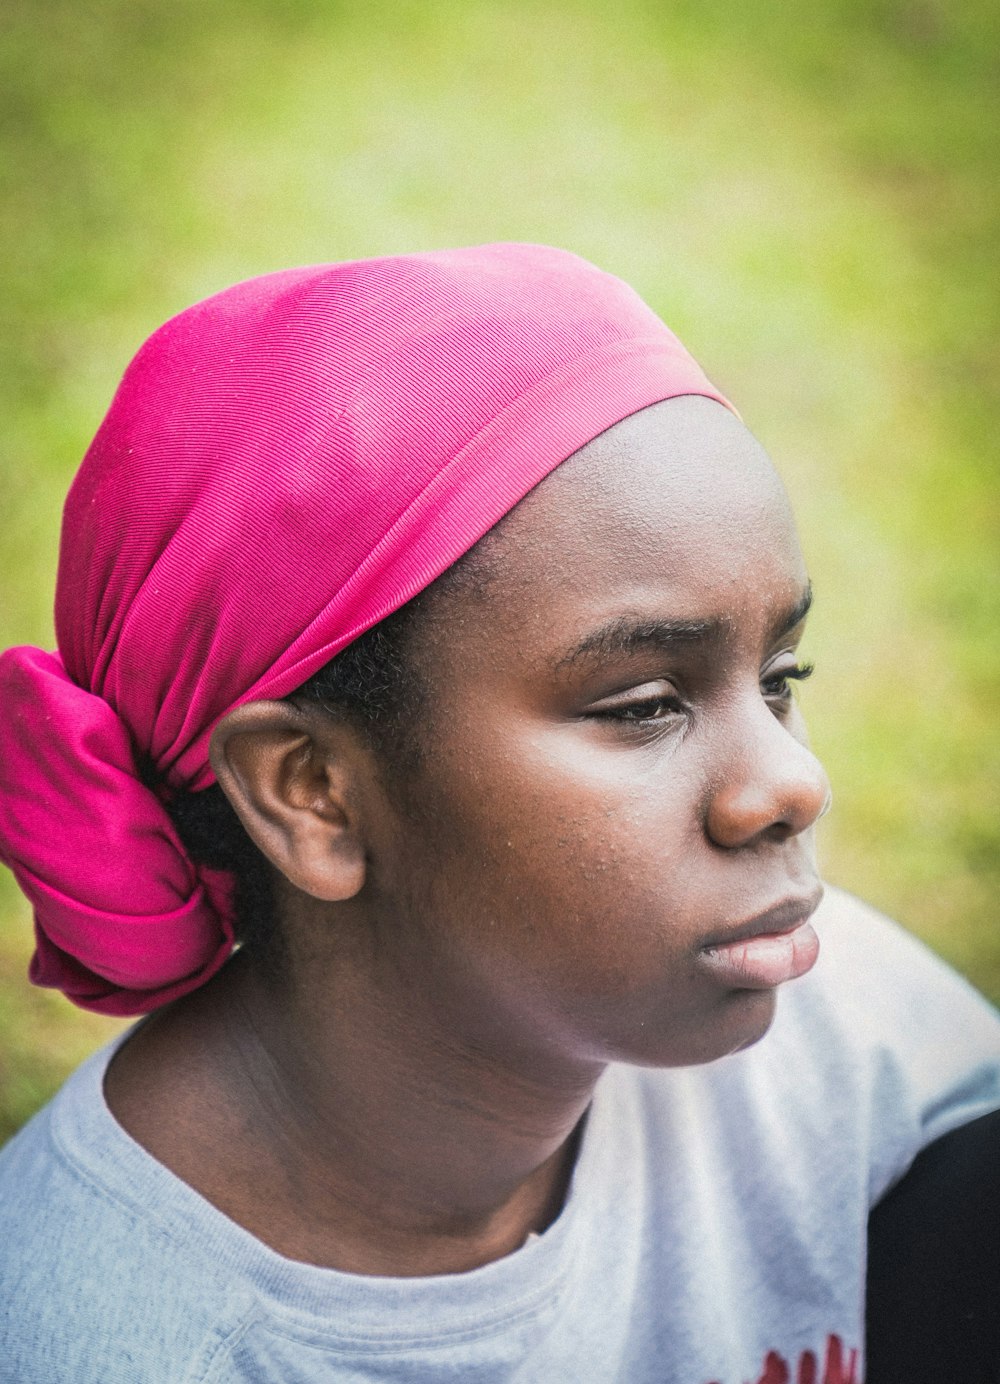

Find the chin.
xmin=623 ymin=988 xmax=778 ymax=1070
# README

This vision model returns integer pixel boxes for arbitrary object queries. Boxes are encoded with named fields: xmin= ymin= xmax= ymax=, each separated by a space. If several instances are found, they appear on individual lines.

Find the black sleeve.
xmin=866 ymin=1107 xmax=1000 ymax=1383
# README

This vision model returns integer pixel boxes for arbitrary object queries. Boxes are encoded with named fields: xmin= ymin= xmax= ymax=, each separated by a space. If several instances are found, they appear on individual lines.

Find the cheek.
xmin=376 ymin=742 xmax=778 ymax=1067
xmin=395 ymin=737 xmax=707 ymax=992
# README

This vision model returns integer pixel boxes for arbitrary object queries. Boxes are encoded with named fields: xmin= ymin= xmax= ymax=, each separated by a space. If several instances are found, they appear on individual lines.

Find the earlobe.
xmin=209 ymin=701 xmax=368 ymax=902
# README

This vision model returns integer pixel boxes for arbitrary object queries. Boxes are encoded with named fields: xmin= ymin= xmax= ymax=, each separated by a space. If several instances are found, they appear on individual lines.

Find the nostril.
xmin=705 ymin=736 xmax=830 ymax=850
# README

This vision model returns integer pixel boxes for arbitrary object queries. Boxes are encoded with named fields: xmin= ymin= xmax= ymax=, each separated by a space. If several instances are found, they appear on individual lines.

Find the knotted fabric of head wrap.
xmin=0 ymin=242 xmax=734 ymax=1015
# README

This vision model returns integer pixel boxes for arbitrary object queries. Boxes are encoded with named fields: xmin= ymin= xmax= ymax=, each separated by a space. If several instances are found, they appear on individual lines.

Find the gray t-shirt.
xmin=2 ymin=889 xmax=999 ymax=1383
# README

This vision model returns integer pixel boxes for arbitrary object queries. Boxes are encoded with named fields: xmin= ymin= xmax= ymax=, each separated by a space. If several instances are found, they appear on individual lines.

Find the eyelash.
xmin=761 ymin=661 xmax=814 ymax=703
xmin=600 ymin=693 xmax=684 ymax=724
xmin=595 ymin=663 xmax=815 ymax=725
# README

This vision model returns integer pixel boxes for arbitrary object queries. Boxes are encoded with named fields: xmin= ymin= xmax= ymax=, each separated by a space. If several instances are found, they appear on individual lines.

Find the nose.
xmin=704 ymin=704 xmax=831 ymax=851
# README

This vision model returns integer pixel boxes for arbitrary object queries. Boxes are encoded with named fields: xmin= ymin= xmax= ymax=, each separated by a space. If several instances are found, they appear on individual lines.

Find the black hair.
xmin=165 ymin=515 xmax=508 ymax=958
xmin=162 ymin=517 xmax=511 ymax=955
xmin=166 ymin=595 xmax=428 ymax=955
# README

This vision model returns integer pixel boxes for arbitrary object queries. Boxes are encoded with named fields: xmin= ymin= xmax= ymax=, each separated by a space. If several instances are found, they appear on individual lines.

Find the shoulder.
xmin=0 ymin=1042 xmax=249 ymax=1384
xmin=795 ymin=886 xmax=1000 ymax=1085
xmin=618 ymin=887 xmax=1000 ymax=1205
xmin=807 ymin=884 xmax=990 ymax=987
xmin=809 ymin=888 xmax=1000 ymax=1189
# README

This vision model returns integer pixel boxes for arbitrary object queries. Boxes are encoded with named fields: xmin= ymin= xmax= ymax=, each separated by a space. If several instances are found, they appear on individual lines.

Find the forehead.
xmin=419 ymin=396 xmax=807 ymax=670
xmin=493 ymin=395 xmax=800 ymax=589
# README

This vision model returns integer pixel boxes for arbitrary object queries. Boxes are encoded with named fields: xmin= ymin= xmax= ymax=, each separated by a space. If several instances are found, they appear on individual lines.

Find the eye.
xmin=588 ymin=683 xmax=686 ymax=724
xmin=761 ymin=660 xmax=814 ymax=705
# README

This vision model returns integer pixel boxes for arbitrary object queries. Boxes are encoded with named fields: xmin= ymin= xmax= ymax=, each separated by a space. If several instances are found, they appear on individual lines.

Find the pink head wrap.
xmin=0 ymin=243 xmax=731 ymax=1014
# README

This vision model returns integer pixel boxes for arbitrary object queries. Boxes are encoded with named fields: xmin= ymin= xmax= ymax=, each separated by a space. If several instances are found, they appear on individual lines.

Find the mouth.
xmin=697 ymin=886 xmax=824 ymax=991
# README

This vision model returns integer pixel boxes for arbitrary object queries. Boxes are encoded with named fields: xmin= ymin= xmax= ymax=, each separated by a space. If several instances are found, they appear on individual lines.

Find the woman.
xmin=1 ymin=243 xmax=997 ymax=1382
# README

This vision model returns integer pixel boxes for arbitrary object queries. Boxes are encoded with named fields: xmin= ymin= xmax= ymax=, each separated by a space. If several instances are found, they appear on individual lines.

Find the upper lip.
xmin=701 ymin=884 xmax=824 ymax=951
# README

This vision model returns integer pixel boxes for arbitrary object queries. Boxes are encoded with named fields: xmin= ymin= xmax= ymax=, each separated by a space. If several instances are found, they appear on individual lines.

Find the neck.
xmin=105 ymin=938 xmax=601 ymax=1276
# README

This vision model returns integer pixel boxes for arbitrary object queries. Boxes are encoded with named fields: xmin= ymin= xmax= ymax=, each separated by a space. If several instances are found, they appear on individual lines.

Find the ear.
xmin=209 ymin=700 xmax=368 ymax=902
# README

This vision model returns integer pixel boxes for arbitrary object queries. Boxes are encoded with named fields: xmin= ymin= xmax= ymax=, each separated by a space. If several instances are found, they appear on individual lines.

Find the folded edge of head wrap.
xmin=0 ymin=243 xmax=733 ymax=1014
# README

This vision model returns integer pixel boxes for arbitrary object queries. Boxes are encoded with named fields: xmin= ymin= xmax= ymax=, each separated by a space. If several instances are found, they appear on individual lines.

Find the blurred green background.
xmin=1 ymin=0 xmax=997 ymax=1140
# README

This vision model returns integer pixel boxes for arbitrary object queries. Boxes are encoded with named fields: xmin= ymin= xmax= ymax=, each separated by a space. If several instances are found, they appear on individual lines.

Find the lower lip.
xmin=699 ymin=922 xmax=820 ymax=990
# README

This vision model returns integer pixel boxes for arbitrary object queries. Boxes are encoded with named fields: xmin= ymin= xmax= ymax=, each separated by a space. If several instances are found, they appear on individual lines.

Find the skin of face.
xmin=347 ymin=394 xmax=830 ymax=1074
xmin=105 ymin=394 xmax=833 ymax=1274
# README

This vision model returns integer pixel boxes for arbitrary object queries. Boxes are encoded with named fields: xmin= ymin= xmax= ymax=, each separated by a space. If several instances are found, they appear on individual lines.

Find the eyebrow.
xmin=557 ymin=584 xmax=813 ymax=670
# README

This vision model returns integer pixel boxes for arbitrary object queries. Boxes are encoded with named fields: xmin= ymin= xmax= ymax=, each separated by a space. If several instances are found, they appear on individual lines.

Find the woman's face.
xmin=363 ymin=397 xmax=830 ymax=1072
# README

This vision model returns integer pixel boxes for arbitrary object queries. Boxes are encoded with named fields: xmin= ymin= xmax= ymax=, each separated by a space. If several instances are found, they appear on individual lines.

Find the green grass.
xmin=2 ymin=0 xmax=997 ymax=1138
